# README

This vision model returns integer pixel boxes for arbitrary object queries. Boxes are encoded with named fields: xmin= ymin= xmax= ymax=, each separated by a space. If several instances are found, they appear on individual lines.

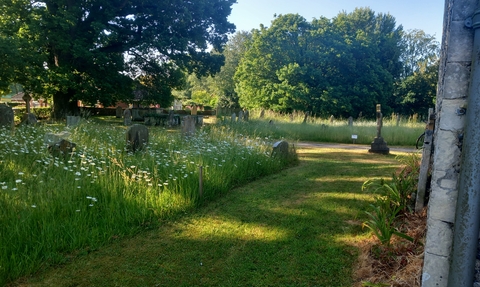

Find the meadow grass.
xmin=217 ymin=109 xmax=425 ymax=146
xmin=13 ymin=147 xmax=409 ymax=286
xmin=0 ymin=120 xmax=294 ymax=285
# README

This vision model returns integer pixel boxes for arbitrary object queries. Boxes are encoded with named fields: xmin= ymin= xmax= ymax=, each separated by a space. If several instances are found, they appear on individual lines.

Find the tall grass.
xmin=217 ymin=109 xmax=425 ymax=146
xmin=0 ymin=122 xmax=294 ymax=285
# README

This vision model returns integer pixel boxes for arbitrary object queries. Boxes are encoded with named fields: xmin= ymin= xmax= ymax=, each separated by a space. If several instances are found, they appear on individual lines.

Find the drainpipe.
xmin=447 ymin=7 xmax=480 ymax=287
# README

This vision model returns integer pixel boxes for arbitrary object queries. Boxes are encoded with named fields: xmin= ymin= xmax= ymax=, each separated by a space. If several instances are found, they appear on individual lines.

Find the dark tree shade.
xmin=0 ymin=0 xmax=236 ymax=117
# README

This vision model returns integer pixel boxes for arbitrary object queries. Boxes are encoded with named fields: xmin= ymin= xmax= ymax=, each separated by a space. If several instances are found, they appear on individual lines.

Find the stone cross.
xmin=376 ymin=104 xmax=383 ymax=138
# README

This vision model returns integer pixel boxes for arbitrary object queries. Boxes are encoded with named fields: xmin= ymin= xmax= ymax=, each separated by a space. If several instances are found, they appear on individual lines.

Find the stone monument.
xmin=0 ymin=103 xmax=14 ymax=129
xmin=368 ymin=104 xmax=389 ymax=154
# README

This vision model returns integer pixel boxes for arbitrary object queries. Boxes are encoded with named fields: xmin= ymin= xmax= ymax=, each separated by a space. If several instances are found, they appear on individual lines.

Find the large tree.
xmin=0 ymin=0 xmax=235 ymax=117
xmin=234 ymin=8 xmax=404 ymax=118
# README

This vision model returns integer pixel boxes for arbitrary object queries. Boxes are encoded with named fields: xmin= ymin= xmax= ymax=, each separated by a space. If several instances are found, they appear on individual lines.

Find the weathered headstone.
xmin=259 ymin=109 xmax=265 ymax=118
xmin=271 ymin=140 xmax=289 ymax=158
xmin=168 ymin=110 xmax=175 ymax=126
xmin=48 ymin=139 xmax=77 ymax=158
xmin=196 ymin=115 xmax=204 ymax=126
xmin=348 ymin=116 xmax=353 ymax=127
xmin=238 ymin=110 xmax=244 ymax=122
xmin=368 ymin=104 xmax=389 ymax=154
xmin=126 ymin=124 xmax=149 ymax=152
xmin=44 ymin=131 xmax=71 ymax=145
xmin=116 ymin=106 xmax=123 ymax=118
xmin=182 ymin=115 xmax=196 ymax=136
xmin=231 ymin=112 xmax=237 ymax=122
xmin=244 ymin=110 xmax=249 ymax=121
xmin=66 ymin=116 xmax=81 ymax=126
xmin=0 ymin=103 xmax=14 ymax=129
xmin=22 ymin=113 xmax=38 ymax=125
xmin=123 ymin=109 xmax=132 ymax=126
xmin=132 ymin=109 xmax=142 ymax=121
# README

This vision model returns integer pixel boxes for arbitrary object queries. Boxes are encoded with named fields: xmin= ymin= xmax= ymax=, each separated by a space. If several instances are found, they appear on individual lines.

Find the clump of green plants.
xmin=361 ymin=153 xmax=420 ymax=246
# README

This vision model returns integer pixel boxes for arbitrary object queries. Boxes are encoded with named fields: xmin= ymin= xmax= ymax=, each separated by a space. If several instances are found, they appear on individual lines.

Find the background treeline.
xmin=179 ymin=8 xmax=439 ymax=119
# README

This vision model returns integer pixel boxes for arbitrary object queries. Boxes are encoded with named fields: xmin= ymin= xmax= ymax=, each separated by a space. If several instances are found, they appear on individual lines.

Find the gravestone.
xmin=244 ymin=110 xmax=249 ymax=121
xmin=132 ymin=109 xmax=142 ymax=121
xmin=196 ymin=115 xmax=204 ymax=126
xmin=182 ymin=115 xmax=196 ymax=136
xmin=168 ymin=110 xmax=175 ymax=126
xmin=0 ymin=103 xmax=14 ymax=129
xmin=368 ymin=104 xmax=389 ymax=154
xmin=116 ymin=106 xmax=123 ymax=118
xmin=259 ymin=109 xmax=265 ymax=118
xmin=123 ymin=109 xmax=132 ymax=125
xmin=22 ymin=113 xmax=37 ymax=125
xmin=271 ymin=140 xmax=289 ymax=158
xmin=238 ymin=110 xmax=244 ymax=122
xmin=126 ymin=124 xmax=149 ymax=152
xmin=66 ymin=116 xmax=81 ymax=126
xmin=348 ymin=116 xmax=353 ymax=127
xmin=231 ymin=112 xmax=236 ymax=122
xmin=44 ymin=131 xmax=71 ymax=145
xmin=48 ymin=139 xmax=77 ymax=158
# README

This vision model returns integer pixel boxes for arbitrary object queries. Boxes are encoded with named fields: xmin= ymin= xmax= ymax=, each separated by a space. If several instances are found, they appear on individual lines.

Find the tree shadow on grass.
xmin=12 ymin=148 xmax=401 ymax=287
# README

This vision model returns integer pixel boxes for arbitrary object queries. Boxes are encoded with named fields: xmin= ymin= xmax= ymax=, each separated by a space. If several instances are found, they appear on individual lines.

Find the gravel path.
xmin=295 ymin=141 xmax=417 ymax=153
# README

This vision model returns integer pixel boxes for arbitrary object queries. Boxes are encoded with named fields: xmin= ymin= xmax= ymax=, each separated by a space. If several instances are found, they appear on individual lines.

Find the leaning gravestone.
xmin=123 ymin=109 xmax=132 ymax=126
xmin=182 ymin=115 xmax=196 ymax=136
xmin=116 ymin=106 xmax=123 ymax=118
xmin=272 ymin=140 xmax=289 ymax=158
xmin=126 ymin=124 xmax=149 ymax=152
xmin=0 ymin=103 xmax=14 ymax=129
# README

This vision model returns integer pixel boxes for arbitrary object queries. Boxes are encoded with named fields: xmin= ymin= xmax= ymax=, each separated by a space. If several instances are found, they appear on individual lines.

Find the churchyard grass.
xmin=218 ymin=110 xmax=425 ymax=146
xmin=0 ymin=121 xmax=293 ymax=285
xmin=12 ymin=146 xmax=407 ymax=286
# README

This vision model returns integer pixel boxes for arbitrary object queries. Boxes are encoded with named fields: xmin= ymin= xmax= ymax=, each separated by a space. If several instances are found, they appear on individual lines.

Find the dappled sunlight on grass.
xmin=173 ymin=216 xmax=291 ymax=242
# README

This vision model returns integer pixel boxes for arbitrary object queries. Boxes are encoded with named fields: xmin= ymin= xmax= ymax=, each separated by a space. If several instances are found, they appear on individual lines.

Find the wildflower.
xmin=15 ymin=179 xmax=22 ymax=183
xmin=1 ymin=186 xmax=7 ymax=190
xmin=75 ymin=172 xmax=81 ymax=176
xmin=31 ymin=205 xmax=36 ymax=208
xmin=76 ymin=210 xmax=80 ymax=212
xmin=18 ymin=172 xmax=24 ymax=176
xmin=12 ymin=188 xmax=18 ymax=191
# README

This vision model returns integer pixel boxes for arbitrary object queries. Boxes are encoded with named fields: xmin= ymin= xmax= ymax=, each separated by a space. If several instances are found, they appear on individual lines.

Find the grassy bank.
xmin=0 ymin=121 xmax=294 ymax=285
xmin=12 ymin=146 xmax=408 ymax=286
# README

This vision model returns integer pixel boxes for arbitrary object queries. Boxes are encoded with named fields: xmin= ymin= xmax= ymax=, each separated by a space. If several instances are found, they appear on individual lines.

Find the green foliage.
xmin=0 ymin=0 xmax=236 ymax=117
xmin=235 ymin=9 xmax=404 ymax=118
xmin=361 ymin=153 xmax=420 ymax=246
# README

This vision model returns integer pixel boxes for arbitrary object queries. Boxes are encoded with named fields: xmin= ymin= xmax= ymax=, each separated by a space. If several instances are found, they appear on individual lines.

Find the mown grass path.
xmin=14 ymin=147 xmax=406 ymax=287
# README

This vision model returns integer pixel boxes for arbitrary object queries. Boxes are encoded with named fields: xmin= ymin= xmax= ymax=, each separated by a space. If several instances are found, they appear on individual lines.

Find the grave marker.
xmin=126 ymin=124 xmax=149 ymax=152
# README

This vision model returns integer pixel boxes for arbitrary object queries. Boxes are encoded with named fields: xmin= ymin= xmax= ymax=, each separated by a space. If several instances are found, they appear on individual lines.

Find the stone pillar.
xmin=421 ymin=1 xmax=475 ymax=286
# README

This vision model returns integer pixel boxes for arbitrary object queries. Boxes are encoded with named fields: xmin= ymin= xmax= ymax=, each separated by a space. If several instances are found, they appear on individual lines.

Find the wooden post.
xmin=199 ymin=165 xmax=203 ymax=198
xmin=415 ymin=108 xmax=435 ymax=213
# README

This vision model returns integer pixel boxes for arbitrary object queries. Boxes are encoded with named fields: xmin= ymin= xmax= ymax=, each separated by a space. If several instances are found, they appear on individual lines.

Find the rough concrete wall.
xmin=422 ymin=0 xmax=476 ymax=286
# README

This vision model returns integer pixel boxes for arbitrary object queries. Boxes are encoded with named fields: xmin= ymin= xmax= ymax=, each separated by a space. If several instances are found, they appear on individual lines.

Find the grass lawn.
xmin=12 ymin=146 xmax=409 ymax=287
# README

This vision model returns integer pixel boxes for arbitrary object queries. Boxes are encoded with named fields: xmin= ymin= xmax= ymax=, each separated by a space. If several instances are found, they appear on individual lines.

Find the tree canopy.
xmin=232 ymin=8 xmax=436 ymax=118
xmin=0 ymin=0 xmax=236 ymax=117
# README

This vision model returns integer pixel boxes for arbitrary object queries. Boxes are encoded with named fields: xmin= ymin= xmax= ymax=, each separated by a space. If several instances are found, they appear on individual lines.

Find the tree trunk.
xmin=52 ymin=90 xmax=79 ymax=119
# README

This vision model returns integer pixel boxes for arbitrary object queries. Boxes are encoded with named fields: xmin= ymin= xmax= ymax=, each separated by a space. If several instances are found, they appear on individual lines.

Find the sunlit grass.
xmin=217 ymin=109 xmax=425 ymax=146
xmin=14 ymin=147 xmax=407 ymax=286
xmin=0 ymin=121 xmax=294 ymax=285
